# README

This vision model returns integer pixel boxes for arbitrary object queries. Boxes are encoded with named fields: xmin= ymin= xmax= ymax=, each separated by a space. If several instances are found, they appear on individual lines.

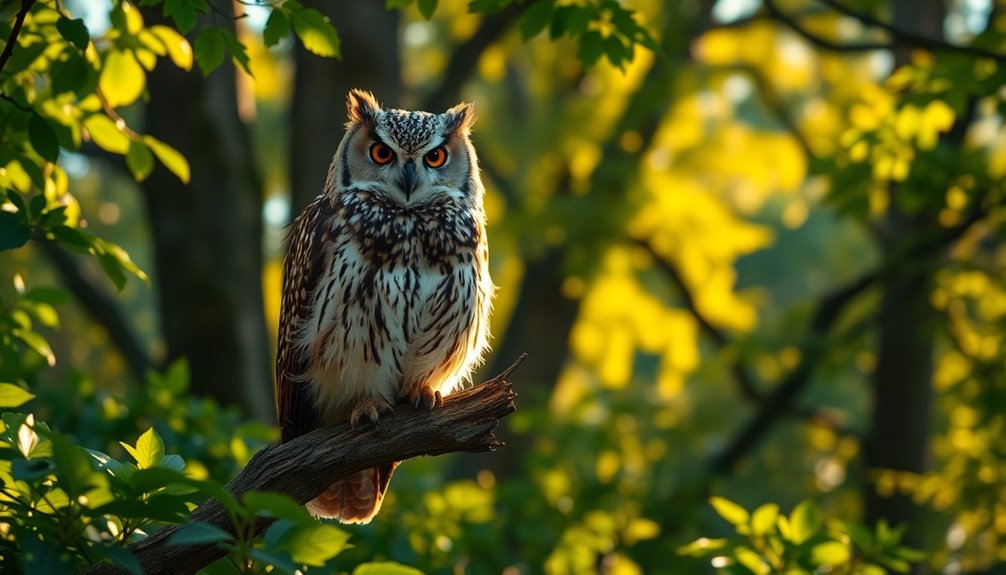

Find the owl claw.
xmin=350 ymin=397 xmax=393 ymax=431
xmin=406 ymin=385 xmax=442 ymax=411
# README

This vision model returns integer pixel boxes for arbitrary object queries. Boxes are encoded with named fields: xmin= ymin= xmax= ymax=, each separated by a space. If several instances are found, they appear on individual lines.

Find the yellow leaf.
xmin=144 ymin=135 xmax=190 ymax=183
xmin=83 ymin=114 xmax=130 ymax=154
xmin=151 ymin=25 xmax=193 ymax=71
xmin=100 ymin=50 xmax=145 ymax=107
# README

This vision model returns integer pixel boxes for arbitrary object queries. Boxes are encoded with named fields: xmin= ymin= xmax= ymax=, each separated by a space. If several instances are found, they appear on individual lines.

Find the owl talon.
xmin=406 ymin=385 xmax=441 ymax=411
xmin=350 ymin=397 xmax=393 ymax=431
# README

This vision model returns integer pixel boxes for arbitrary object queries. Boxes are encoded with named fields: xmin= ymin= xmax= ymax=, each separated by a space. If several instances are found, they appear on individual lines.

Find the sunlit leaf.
xmin=144 ymin=135 xmax=190 ymax=183
xmin=291 ymin=8 xmax=341 ymax=57
xmin=150 ymin=25 xmax=193 ymax=71
xmin=101 ymin=50 xmax=146 ymax=108
xmin=83 ymin=114 xmax=130 ymax=154
xmin=710 ymin=496 xmax=749 ymax=526
xmin=15 ymin=329 xmax=55 ymax=366
xmin=0 ymin=383 xmax=35 ymax=408
xmin=676 ymin=537 xmax=727 ymax=557
xmin=751 ymin=503 xmax=780 ymax=536
xmin=121 ymin=427 xmax=164 ymax=469
xmin=264 ymin=522 xmax=350 ymax=566
xmin=811 ymin=541 xmax=851 ymax=565
xmin=789 ymin=500 xmax=821 ymax=544
xmin=353 ymin=562 xmax=425 ymax=575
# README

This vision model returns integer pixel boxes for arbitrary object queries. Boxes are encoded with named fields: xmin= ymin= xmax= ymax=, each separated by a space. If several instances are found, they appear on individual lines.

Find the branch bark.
xmin=0 ymin=0 xmax=34 ymax=75
xmin=81 ymin=356 xmax=523 ymax=575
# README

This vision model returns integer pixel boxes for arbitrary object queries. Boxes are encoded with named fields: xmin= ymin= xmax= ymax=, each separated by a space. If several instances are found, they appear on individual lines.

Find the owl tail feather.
xmin=306 ymin=462 xmax=399 ymax=524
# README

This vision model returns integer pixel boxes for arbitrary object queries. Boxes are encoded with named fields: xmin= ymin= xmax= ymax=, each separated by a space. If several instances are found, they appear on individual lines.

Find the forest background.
xmin=1 ymin=0 xmax=1005 ymax=573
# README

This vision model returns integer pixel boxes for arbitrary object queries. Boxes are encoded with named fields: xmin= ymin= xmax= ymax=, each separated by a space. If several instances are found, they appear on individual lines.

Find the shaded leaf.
xmin=29 ymin=114 xmax=60 ymax=162
xmin=168 ymin=522 xmax=234 ymax=546
xmin=56 ymin=17 xmax=90 ymax=50
xmin=417 ymin=0 xmax=437 ymax=20
xmin=243 ymin=491 xmax=313 ymax=524
xmin=0 ymin=211 xmax=30 ymax=250
xmin=520 ymin=0 xmax=552 ymax=39
xmin=263 ymin=9 xmax=291 ymax=47
xmin=126 ymin=140 xmax=154 ymax=181
xmin=195 ymin=28 xmax=227 ymax=75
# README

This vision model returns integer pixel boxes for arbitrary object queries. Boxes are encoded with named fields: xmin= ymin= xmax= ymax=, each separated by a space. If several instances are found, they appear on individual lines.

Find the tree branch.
xmin=81 ymin=356 xmax=524 ymax=575
xmin=420 ymin=3 xmax=527 ymax=112
xmin=633 ymin=239 xmax=763 ymax=402
xmin=38 ymin=242 xmax=158 ymax=382
xmin=763 ymin=0 xmax=1006 ymax=63
xmin=0 ymin=0 xmax=34 ymax=76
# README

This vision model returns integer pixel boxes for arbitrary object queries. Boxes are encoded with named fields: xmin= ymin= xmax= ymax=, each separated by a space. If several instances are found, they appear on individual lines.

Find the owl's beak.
xmin=400 ymin=160 xmax=417 ymax=199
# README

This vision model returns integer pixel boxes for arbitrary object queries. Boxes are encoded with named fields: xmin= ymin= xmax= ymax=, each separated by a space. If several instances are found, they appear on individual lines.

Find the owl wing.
xmin=276 ymin=196 xmax=336 ymax=443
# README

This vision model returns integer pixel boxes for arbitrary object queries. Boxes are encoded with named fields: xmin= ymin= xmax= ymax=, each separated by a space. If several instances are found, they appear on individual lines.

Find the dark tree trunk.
xmin=289 ymin=0 xmax=401 ymax=216
xmin=142 ymin=10 xmax=273 ymax=421
xmin=863 ymin=0 xmax=946 ymax=566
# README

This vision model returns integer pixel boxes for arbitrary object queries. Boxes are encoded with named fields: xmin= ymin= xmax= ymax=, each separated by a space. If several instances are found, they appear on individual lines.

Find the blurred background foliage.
xmin=1 ymin=0 xmax=1006 ymax=573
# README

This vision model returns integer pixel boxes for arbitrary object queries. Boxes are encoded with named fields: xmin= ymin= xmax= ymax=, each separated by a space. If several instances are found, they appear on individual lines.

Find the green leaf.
xmin=121 ymin=427 xmax=164 ymax=469
xmin=263 ymin=9 xmax=291 ymax=47
xmin=675 ymin=537 xmax=727 ymax=557
xmin=98 ymin=251 xmax=128 ymax=291
xmin=51 ymin=431 xmax=97 ymax=499
xmin=751 ymin=503 xmax=780 ymax=536
xmin=29 ymin=114 xmax=60 ymax=162
xmin=195 ymin=28 xmax=227 ymax=75
xmin=101 ymin=50 xmax=146 ymax=108
xmin=51 ymin=225 xmax=94 ymax=253
xmin=168 ymin=522 xmax=234 ymax=546
xmin=811 ymin=541 xmax=851 ymax=565
xmin=385 ymin=0 xmax=414 ymax=9
xmin=15 ymin=329 xmax=55 ymax=366
xmin=163 ymin=0 xmax=203 ymax=34
xmin=291 ymin=8 xmax=341 ymax=57
xmin=789 ymin=500 xmax=822 ymax=544
xmin=24 ymin=286 xmax=71 ymax=305
xmin=84 ymin=114 xmax=130 ymax=154
xmin=243 ymin=491 xmax=314 ymax=524
xmin=0 ymin=211 xmax=30 ymax=251
xmin=0 ymin=383 xmax=35 ymax=408
xmin=264 ymin=522 xmax=350 ymax=566
xmin=51 ymin=53 xmax=96 ymax=97
xmin=144 ymin=135 xmax=191 ymax=183
xmin=577 ymin=31 xmax=604 ymax=67
xmin=353 ymin=562 xmax=426 ymax=575
xmin=126 ymin=140 xmax=154 ymax=181
xmin=710 ymin=496 xmax=749 ymax=526
xmin=417 ymin=0 xmax=437 ymax=20
xmin=520 ymin=0 xmax=553 ymax=39
xmin=56 ymin=17 xmax=90 ymax=50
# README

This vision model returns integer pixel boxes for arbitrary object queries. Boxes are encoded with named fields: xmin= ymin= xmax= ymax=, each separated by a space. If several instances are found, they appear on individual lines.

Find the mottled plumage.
xmin=276 ymin=90 xmax=493 ymax=523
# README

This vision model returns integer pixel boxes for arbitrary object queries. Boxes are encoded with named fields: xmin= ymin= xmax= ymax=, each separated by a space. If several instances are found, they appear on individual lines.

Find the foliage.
xmin=679 ymin=498 xmax=926 ymax=574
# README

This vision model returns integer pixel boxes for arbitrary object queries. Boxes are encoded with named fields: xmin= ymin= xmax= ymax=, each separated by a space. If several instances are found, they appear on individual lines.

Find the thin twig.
xmin=0 ymin=0 xmax=35 ymax=76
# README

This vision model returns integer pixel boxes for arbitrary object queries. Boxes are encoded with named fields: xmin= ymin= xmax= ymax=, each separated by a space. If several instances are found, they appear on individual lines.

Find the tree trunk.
xmin=289 ymin=0 xmax=401 ymax=215
xmin=142 ymin=10 xmax=273 ymax=421
xmin=863 ymin=0 xmax=946 ymax=564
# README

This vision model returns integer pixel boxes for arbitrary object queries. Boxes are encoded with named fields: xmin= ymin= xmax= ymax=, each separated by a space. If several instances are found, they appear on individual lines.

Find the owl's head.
xmin=330 ymin=89 xmax=479 ymax=205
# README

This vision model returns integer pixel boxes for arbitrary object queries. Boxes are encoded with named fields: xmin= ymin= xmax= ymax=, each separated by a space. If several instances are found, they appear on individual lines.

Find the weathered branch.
xmin=82 ymin=356 xmax=524 ymax=575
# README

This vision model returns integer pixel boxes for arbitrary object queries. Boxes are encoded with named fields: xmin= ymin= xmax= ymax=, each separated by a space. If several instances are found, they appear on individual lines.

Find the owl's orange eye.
xmin=424 ymin=146 xmax=448 ymax=168
xmin=370 ymin=142 xmax=395 ymax=165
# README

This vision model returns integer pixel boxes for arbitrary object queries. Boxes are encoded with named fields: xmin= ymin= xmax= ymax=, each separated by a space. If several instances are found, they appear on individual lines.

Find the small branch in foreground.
xmin=81 ymin=355 xmax=524 ymax=575
xmin=0 ymin=0 xmax=35 ymax=76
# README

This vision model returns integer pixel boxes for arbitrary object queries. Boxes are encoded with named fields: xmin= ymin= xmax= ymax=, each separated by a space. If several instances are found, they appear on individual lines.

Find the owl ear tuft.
xmin=347 ymin=89 xmax=380 ymax=125
xmin=444 ymin=102 xmax=476 ymax=135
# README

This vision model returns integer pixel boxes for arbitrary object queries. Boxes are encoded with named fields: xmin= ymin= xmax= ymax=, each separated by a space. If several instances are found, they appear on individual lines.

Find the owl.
xmin=275 ymin=89 xmax=494 ymax=524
